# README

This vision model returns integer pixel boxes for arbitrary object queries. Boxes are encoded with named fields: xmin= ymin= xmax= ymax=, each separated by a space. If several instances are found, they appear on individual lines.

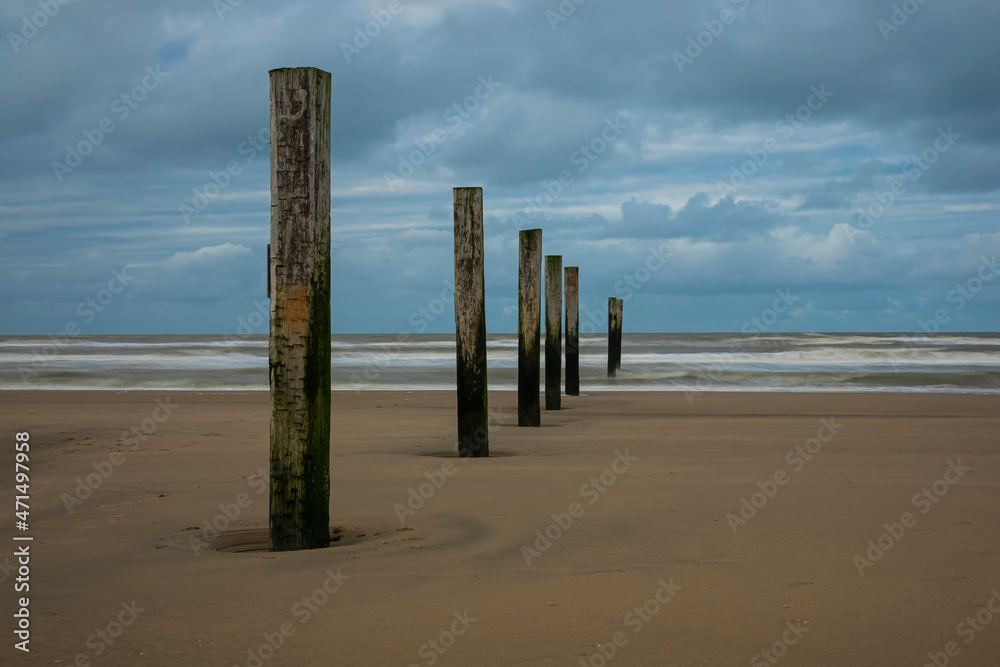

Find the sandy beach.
xmin=1 ymin=390 xmax=999 ymax=665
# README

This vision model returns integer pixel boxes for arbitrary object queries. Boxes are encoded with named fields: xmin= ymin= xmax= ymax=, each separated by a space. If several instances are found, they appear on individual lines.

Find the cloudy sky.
xmin=2 ymin=0 xmax=999 ymax=335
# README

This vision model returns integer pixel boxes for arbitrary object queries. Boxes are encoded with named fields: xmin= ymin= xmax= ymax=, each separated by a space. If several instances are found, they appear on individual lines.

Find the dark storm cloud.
xmin=1 ymin=0 xmax=998 ymax=333
xmin=618 ymin=193 xmax=782 ymax=240
xmin=798 ymin=159 xmax=884 ymax=210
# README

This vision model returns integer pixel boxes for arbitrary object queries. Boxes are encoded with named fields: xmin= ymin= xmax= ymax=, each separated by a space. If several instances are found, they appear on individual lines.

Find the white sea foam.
xmin=1 ymin=333 xmax=997 ymax=393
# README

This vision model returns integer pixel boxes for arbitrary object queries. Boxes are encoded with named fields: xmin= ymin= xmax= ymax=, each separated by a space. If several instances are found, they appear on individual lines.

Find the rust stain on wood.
xmin=275 ymin=282 xmax=311 ymax=324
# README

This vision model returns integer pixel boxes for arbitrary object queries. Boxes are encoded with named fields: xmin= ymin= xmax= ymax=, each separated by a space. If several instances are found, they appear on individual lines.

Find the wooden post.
xmin=518 ymin=229 xmax=542 ymax=426
xmin=615 ymin=299 xmax=625 ymax=369
xmin=268 ymin=67 xmax=331 ymax=552
xmin=564 ymin=266 xmax=579 ymax=396
xmin=607 ymin=297 xmax=617 ymax=378
xmin=545 ymin=255 xmax=563 ymax=410
xmin=453 ymin=187 xmax=489 ymax=457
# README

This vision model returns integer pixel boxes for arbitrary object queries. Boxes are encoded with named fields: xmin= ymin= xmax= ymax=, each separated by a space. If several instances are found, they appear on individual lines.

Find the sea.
xmin=1 ymin=332 xmax=998 ymax=394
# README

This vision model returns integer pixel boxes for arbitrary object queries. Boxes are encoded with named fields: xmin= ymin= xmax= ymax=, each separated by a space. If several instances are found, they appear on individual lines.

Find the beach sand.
xmin=1 ymin=390 xmax=998 ymax=666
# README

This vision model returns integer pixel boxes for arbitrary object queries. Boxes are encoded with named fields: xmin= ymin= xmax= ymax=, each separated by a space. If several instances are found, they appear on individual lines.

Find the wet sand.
xmin=1 ymin=390 xmax=998 ymax=666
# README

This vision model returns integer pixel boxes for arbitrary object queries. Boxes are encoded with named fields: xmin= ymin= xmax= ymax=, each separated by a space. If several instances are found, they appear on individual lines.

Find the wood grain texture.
xmin=268 ymin=67 xmax=331 ymax=551
xmin=518 ymin=229 xmax=542 ymax=426
xmin=616 ymin=298 xmax=623 ymax=370
xmin=453 ymin=187 xmax=489 ymax=457
xmin=545 ymin=255 xmax=562 ymax=410
xmin=564 ymin=266 xmax=579 ymax=396
xmin=607 ymin=297 xmax=618 ymax=378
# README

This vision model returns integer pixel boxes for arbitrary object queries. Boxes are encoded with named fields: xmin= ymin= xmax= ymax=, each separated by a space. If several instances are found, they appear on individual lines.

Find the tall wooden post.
xmin=565 ymin=267 xmax=579 ymax=396
xmin=454 ymin=187 xmax=489 ymax=457
xmin=545 ymin=255 xmax=563 ymax=410
xmin=616 ymin=298 xmax=624 ymax=370
xmin=268 ymin=67 xmax=331 ymax=552
xmin=607 ymin=297 xmax=617 ymax=378
xmin=518 ymin=229 xmax=542 ymax=426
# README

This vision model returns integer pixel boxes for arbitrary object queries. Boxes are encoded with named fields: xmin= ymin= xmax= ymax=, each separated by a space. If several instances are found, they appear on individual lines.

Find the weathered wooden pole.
xmin=607 ymin=297 xmax=617 ymax=378
xmin=544 ymin=255 xmax=563 ymax=410
xmin=453 ymin=187 xmax=489 ymax=457
xmin=268 ymin=67 xmax=331 ymax=552
xmin=615 ymin=299 xmax=625 ymax=369
xmin=518 ymin=229 xmax=542 ymax=426
xmin=564 ymin=266 xmax=579 ymax=396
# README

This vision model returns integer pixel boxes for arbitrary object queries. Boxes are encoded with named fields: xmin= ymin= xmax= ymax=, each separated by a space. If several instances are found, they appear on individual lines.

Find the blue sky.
xmin=2 ymin=0 xmax=998 ymax=335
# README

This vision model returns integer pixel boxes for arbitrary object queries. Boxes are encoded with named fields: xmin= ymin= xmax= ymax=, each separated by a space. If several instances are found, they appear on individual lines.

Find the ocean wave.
xmin=2 ymin=333 xmax=999 ymax=394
